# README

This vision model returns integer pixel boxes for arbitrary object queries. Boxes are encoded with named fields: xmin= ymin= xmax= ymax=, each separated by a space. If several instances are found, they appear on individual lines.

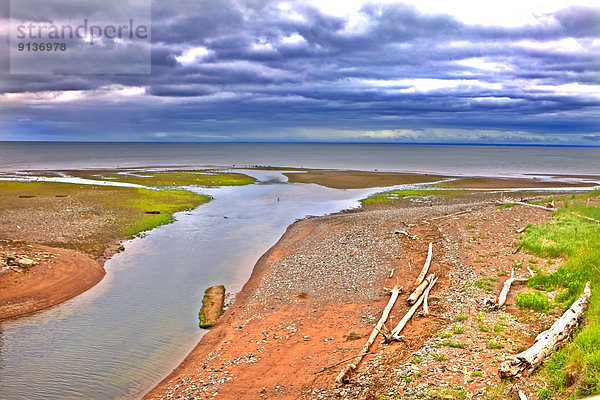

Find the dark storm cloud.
xmin=0 ymin=0 xmax=599 ymax=143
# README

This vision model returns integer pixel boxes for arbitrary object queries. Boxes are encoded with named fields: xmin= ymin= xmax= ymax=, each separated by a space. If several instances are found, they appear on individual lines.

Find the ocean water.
xmin=1 ymin=142 xmax=600 ymax=176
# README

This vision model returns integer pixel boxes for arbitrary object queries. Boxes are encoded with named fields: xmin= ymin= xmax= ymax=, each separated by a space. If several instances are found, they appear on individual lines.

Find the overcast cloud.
xmin=0 ymin=0 xmax=599 ymax=143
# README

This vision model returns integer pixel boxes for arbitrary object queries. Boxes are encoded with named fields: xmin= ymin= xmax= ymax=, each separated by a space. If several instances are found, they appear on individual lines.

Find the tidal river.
xmin=0 ymin=170 xmax=394 ymax=399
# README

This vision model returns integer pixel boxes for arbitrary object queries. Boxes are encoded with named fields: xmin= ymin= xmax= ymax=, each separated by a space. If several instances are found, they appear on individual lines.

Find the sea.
xmin=1 ymin=142 xmax=600 ymax=176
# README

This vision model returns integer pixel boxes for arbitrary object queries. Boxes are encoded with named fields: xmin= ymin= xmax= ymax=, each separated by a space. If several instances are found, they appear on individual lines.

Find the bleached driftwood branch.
xmin=496 ymin=269 xmax=515 ymax=308
xmin=336 ymin=286 xmax=402 ymax=383
xmin=499 ymin=282 xmax=591 ymax=377
xmin=408 ymin=273 xmax=434 ymax=305
xmin=414 ymin=243 xmax=433 ymax=289
xmin=422 ymin=276 xmax=438 ymax=316
xmin=387 ymin=276 xmax=436 ymax=342
xmin=485 ymin=269 xmax=516 ymax=308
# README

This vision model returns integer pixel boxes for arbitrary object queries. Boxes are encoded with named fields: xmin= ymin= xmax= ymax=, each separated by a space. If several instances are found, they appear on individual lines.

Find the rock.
xmin=16 ymin=257 xmax=36 ymax=267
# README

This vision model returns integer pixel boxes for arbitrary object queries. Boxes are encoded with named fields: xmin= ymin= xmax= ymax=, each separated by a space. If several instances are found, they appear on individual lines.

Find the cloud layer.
xmin=1 ymin=0 xmax=599 ymax=143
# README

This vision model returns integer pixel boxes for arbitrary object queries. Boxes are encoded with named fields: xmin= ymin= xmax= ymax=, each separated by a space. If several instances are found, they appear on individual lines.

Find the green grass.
xmin=102 ymin=188 xmax=210 ymax=236
xmin=518 ymin=195 xmax=600 ymax=397
xmin=360 ymin=189 xmax=462 ymax=205
xmin=453 ymin=323 xmax=465 ymax=334
xmin=411 ymin=355 xmax=423 ymax=364
xmin=515 ymin=291 xmax=551 ymax=312
xmin=474 ymin=277 xmax=497 ymax=292
xmin=442 ymin=339 xmax=468 ymax=349
xmin=487 ymin=340 xmax=504 ymax=349
xmin=97 ymin=171 xmax=256 ymax=187
xmin=454 ymin=310 xmax=468 ymax=322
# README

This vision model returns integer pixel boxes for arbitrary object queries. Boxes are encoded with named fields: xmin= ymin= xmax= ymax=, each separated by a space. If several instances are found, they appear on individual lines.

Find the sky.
xmin=0 ymin=0 xmax=599 ymax=144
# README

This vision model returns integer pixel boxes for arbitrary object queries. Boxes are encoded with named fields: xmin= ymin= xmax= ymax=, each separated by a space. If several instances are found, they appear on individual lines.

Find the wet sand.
xmin=0 ymin=242 xmax=105 ymax=320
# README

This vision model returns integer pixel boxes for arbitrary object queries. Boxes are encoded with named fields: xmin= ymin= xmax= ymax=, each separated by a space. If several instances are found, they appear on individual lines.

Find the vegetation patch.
xmin=515 ymin=291 xmax=550 ymax=312
xmin=518 ymin=195 xmax=600 ymax=397
xmin=0 ymin=181 xmax=209 ymax=256
xmin=98 ymin=171 xmax=257 ymax=187
xmin=361 ymin=189 xmax=463 ymax=206
xmin=474 ymin=277 xmax=497 ymax=292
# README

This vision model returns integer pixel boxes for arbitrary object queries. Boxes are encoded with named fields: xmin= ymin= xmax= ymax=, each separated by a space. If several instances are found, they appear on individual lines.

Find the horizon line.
xmin=1 ymin=140 xmax=600 ymax=148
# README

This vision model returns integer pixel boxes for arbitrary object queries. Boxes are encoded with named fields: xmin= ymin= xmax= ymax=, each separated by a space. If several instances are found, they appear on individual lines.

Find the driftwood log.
xmin=336 ymin=286 xmax=402 ymax=383
xmin=408 ymin=273 xmax=434 ymax=305
xmin=422 ymin=276 xmax=438 ymax=316
xmin=414 ymin=242 xmax=433 ymax=289
xmin=496 ymin=269 xmax=515 ymax=308
xmin=387 ymin=276 xmax=436 ymax=342
xmin=500 ymin=282 xmax=591 ymax=377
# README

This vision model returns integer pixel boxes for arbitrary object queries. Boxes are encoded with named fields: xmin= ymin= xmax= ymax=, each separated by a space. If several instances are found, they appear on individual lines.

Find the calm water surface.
xmin=0 ymin=170 xmax=398 ymax=399
xmin=1 ymin=142 xmax=600 ymax=176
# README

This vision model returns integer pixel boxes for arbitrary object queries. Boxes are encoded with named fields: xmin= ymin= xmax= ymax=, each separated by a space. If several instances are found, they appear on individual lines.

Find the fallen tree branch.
xmin=414 ymin=242 xmax=433 ymax=289
xmin=409 ymin=273 xmax=434 ymax=305
xmin=499 ymin=282 xmax=591 ymax=377
xmin=336 ymin=286 xmax=402 ymax=383
xmin=422 ymin=276 xmax=438 ymax=316
xmin=499 ymin=201 xmax=554 ymax=212
xmin=387 ymin=276 xmax=436 ymax=342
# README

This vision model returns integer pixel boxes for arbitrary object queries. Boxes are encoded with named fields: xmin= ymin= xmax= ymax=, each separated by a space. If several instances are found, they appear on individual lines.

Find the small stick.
xmin=389 ymin=268 xmax=395 ymax=279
